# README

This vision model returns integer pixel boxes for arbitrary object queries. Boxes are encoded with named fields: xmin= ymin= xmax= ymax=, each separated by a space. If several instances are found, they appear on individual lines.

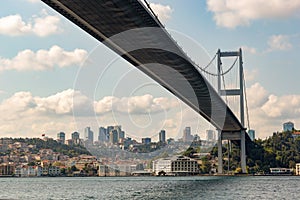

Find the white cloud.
xmin=141 ymin=2 xmax=173 ymax=23
xmin=244 ymin=69 xmax=258 ymax=82
xmin=261 ymin=94 xmax=300 ymax=118
xmin=150 ymin=3 xmax=173 ymax=23
xmin=247 ymin=83 xmax=269 ymax=108
xmin=94 ymin=94 xmax=179 ymax=115
xmin=267 ymin=34 xmax=292 ymax=51
xmin=241 ymin=46 xmax=257 ymax=54
xmin=243 ymin=82 xmax=300 ymax=138
xmin=0 ymin=13 xmax=62 ymax=37
xmin=207 ymin=0 xmax=300 ymax=28
xmin=0 ymin=45 xmax=88 ymax=71
xmin=0 ymin=90 xmax=181 ymax=138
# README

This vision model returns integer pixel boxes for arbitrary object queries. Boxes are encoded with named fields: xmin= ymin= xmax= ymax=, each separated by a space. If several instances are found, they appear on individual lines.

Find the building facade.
xmin=153 ymin=156 xmax=199 ymax=176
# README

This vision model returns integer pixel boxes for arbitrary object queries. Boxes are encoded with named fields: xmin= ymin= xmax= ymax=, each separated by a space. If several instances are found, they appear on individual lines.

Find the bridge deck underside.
xmin=42 ymin=0 xmax=244 ymax=132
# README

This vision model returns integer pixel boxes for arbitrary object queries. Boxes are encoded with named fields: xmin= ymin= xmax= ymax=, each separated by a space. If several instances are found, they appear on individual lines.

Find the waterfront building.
xmin=57 ymin=132 xmax=65 ymax=144
xmin=142 ymin=137 xmax=151 ymax=144
xmin=159 ymin=130 xmax=166 ymax=143
xmin=0 ymin=164 xmax=15 ymax=176
xmin=248 ymin=130 xmax=255 ymax=141
xmin=283 ymin=121 xmax=294 ymax=132
xmin=152 ymin=155 xmax=199 ymax=176
xmin=270 ymin=168 xmax=293 ymax=175
xmin=296 ymin=163 xmax=300 ymax=175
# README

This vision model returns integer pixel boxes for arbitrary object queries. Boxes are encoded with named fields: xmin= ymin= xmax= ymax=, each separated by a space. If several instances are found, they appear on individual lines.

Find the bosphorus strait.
xmin=1 ymin=176 xmax=299 ymax=200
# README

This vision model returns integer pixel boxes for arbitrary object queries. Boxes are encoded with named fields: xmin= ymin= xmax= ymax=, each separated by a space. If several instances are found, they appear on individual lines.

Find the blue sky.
xmin=1 ymin=0 xmax=300 ymax=140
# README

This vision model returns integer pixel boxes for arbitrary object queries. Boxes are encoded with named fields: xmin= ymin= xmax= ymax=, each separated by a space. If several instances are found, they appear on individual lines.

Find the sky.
xmin=1 ymin=0 xmax=300 ymax=140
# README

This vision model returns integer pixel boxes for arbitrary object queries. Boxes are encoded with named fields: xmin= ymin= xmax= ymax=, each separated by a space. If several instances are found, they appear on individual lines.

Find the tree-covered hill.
xmin=247 ymin=131 xmax=300 ymax=173
xmin=2 ymin=138 xmax=91 ymax=157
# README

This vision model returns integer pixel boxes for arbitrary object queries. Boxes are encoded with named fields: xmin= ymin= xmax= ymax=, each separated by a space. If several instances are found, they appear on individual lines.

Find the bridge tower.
xmin=217 ymin=48 xmax=247 ymax=174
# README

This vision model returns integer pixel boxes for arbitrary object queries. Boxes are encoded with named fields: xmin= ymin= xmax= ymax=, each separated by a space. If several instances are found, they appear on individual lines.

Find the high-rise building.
xmin=142 ymin=137 xmax=151 ymax=144
xmin=119 ymin=131 xmax=125 ymax=140
xmin=98 ymin=127 xmax=108 ymax=142
xmin=71 ymin=132 xmax=80 ymax=144
xmin=183 ymin=127 xmax=193 ymax=142
xmin=57 ymin=132 xmax=65 ymax=144
xmin=206 ymin=130 xmax=215 ymax=141
xmin=159 ymin=130 xmax=166 ymax=143
xmin=109 ymin=129 xmax=118 ymax=144
xmin=283 ymin=122 xmax=294 ymax=132
xmin=248 ymin=130 xmax=255 ymax=141
xmin=84 ymin=127 xmax=94 ymax=143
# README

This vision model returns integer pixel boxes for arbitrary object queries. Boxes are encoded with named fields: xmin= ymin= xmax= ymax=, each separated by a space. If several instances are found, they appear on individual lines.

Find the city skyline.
xmin=1 ymin=1 xmax=300 ymax=139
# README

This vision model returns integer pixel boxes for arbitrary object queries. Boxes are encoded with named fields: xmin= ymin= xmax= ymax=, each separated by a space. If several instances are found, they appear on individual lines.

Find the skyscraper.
xmin=159 ymin=130 xmax=166 ymax=143
xmin=71 ymin=132 xmax=80 ymax=144
xmin=98 ymin=127 xmax=108 ymax=142
xmin=183 ymin=127 xmax=193 ymax=142
xmin=84 ymin=127 xmax=94 ymax=143
xmin=57 ymin=132 xmax=65 ymax=144
xmin=109 ymin=129 xmax=118 ymax=144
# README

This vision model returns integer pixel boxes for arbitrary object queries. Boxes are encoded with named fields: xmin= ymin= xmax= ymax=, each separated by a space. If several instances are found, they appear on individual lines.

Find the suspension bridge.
xmin=42 ymin=0 xmax=252 ymax=174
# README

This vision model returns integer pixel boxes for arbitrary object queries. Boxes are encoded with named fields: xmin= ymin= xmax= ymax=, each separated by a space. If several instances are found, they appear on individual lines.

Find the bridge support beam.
xmin=217 ymin=48 xmax=247 ymax=174
xmin=217 ymin=130 xmax=223 ymax=174
xmin=241 ymin=131 xmax=246 ymax=173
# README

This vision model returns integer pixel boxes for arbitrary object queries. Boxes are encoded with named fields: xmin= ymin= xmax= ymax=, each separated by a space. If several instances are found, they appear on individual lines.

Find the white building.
xmin=153 ymin=156 xmax=199 ymax=176
xmin=15 ymin=166 xmax=42 ymax=177
xmin=296 ymin=163 xmax=300 ymax=175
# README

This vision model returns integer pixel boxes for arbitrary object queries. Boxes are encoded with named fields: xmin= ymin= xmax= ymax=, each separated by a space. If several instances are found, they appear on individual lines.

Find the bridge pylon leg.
xmin=217 ymin=130 xmax=223 ymax=174
xmin=241 ymin=130 xmax=246 ymax=173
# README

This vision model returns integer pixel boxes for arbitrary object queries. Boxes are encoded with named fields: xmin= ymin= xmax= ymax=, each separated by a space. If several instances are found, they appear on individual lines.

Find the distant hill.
xmin=1 ymin=137 xmax=91 ymax=157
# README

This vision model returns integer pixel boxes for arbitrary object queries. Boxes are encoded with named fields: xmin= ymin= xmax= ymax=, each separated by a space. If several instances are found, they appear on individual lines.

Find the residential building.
xmin=293 ymin=132 xmax=300 ymax=138
xmin=296 ymin=163 xmax=300 ymax=175
xmin=283 ymin=121 xmax=294 ymax=132
xmin=57 ymin=132 xmax=65 ymax=144
xmin=159 ymin=130 xmax=166 ymax=143
xmin=0 ymin=164 xmax=15 ymax=176
xmin=153 ymin=155 xmax=200 ymax=176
